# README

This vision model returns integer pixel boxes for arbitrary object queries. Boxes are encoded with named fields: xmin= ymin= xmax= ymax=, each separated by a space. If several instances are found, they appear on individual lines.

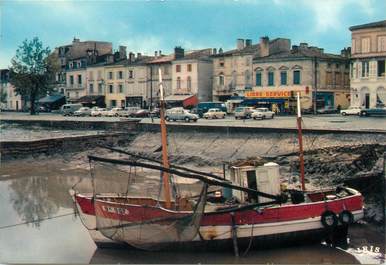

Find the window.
xmin=70 ymin=75 xmax=74 ymax=85
xmin=245 ymin=70 xmax=251 ymax=87
xmin=326 ymin=72 xmax=333 ymax=85
xmin=111 ymin=100 xmax=116 ymax=107
xmin=378 ymin=36 xmax=386 ymax=52
xmin=361 ymin=61 xmax=369 ymax=77
xmin=268 ymin=72 xmax=274 ymax=86
xmin=187 ymin=64 xmax=192 ymax=72
xmin=109 ymin=84 xmax=113 ymax=93
xmin=352 ymin=39 xmax=356 ymax=54
xmin=89 ymin=84 xmax=94 ymax=94
xmin=344 ymin=73 xmax=350 ymax=86
xmin=177 ymin=77 xmax=181 ymax=89
xmin=108 ymin=72 xmax=113 ymax=79
xmin=164 ymin=65 xmax=169 ymax=75
xmin=176 ymin=65 xmax=181 ymax=72
xmin=97 ymin=70 xmax=102 ymax=80
xmin=219 ymin=75 xmax=224 ymax=86
xmin=118 ymin=71 xmax=123 ymax=79
xmin=293 ymin=70 xmax=301 ymax=85
xmin=327 ymin=63 xmax=332 ymax=68
xmin=219 ymin=61 xmax=224 ymax=67
xmin=361 ymin=38 xmax=370 ymax=53
xmin=98 ymin=83 xmax=102 ymax=94
xmin=334 ymin=72 xmax=341 ymax=86
xmin=378 ymin=60 xmax=385 ymax=77
xmin=350 ymin=63 xmax=354 ymax=78
xmin=255 ymin=72 xmax=262 ymax=86
xmin=280 ymin=71 xmax=287 ymax=85
xmin=78 ymin=75 xmax=82 ymax=85
xmin=129 ymin=70 xmax=133 ymax=79
xmin=336 ymin=63 xmax=340 ymax=69
xmin=119 ymin=84 xmax=123 ymax=93
xmin=187 ymin=76 xmax=191 ymax=91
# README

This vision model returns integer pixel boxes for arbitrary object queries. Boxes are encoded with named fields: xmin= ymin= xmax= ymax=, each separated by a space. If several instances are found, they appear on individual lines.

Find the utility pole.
xmin=150 ymin=66 xmax=153 ymax=110
xmin=313 ymin=56 xmax=318 ymax=115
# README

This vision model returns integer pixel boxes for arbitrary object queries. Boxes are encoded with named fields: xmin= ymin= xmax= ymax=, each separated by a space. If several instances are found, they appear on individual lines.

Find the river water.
xmin=0 ymin=157 xmax=384 ymax=264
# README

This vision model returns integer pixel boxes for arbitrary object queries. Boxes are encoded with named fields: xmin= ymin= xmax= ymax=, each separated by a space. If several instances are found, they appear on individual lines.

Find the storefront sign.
xmin=246 ymin=91 xmax=291 ymax=98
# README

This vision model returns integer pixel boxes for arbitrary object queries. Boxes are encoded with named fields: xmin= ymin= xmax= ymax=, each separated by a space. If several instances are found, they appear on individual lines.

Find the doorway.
xmin=246 ymin=170 xmax=258 ymax=202
xmin=365 ymin=93 xmax=370 ymax=109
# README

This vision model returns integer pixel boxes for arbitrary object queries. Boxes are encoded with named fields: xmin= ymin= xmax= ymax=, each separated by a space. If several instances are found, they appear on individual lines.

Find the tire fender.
xmin=339 ymin=210 xmax=353 ymax=225
xmin=321 ymin=210 xmax=338 ymax=229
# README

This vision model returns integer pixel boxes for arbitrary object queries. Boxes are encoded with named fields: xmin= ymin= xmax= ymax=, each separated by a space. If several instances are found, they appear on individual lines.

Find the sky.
xmin=0 ymin=0 xmax=385 ymax=68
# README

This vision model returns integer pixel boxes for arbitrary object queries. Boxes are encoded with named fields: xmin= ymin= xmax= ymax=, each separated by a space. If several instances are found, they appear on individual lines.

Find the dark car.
xmin=130 ymin=109 xmax=150 ymax=118
xmin=149 ymin=108 xmax=160 ymax=118
xmin=360 ymin=107 xmax=386 ymax=117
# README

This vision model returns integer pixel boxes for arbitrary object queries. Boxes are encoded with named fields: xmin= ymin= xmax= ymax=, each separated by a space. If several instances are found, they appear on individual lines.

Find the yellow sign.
xmin=245 ymin=91 xmax=291 ymax=98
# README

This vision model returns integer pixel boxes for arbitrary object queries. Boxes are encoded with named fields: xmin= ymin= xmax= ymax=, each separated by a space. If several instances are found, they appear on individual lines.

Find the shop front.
xmin=126 ymin=96 xmax=143 ymax=108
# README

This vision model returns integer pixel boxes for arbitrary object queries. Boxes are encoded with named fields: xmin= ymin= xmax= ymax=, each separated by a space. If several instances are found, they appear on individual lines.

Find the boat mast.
xmin=296 ymin=92 xmax=306 ymax=191
xmin=158 ymin=67 xmax=172 ymax=208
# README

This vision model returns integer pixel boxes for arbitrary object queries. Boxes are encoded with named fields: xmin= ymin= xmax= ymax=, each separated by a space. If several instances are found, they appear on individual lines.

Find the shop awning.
xmin=76 ymin=95 xmax=105 ymax=104
xmin=164 ymin=94 xmax=198 ymax=108
xmin=242 ymin=98 xmax=287 ymax=105
xmin=39 ymin=94 xmax=65 ymax=103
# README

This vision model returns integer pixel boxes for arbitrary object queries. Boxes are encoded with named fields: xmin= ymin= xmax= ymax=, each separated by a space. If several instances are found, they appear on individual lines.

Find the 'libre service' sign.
xmin=245 ymin=91 xmax=291 ymax=98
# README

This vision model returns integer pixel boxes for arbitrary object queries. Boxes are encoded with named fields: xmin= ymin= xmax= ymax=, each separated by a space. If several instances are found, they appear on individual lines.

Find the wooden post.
xmin=297 ymin=92 xmax=306 ymax=191
xmin=158 ymin=68 xmax=172 ymax=209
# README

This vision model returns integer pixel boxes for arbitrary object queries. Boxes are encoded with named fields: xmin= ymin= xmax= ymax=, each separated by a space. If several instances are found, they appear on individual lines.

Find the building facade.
xmin=212 ymin=37 xmax=291 ymax=102
xmin=0 ymin=69 xmax=23 ymax=111
xmin=172 ymin=48 xmax=213 ymax=102
xmin=349 ymin=20 xmax=386 ymax=108
xmin=251 ymin=43 xmax=350 ymax=113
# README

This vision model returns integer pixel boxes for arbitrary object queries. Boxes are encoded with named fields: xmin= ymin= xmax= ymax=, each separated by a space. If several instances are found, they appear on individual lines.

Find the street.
xmin=1 ymin=112 xmax=385 ymax=132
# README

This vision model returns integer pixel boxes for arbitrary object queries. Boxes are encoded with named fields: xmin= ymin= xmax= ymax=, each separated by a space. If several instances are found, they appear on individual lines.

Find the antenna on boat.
xmin=296 ymin=92 xmax=306 ymax=191
xmin=158 ymin=67 xmax=172 ymax=209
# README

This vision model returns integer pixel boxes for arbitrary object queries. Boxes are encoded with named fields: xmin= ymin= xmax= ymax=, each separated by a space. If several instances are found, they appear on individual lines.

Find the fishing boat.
xmin=71 ymin=68 xmax=364 ymax=253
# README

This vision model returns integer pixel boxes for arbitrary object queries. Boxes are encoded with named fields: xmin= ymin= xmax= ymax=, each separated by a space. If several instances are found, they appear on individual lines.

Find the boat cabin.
xmin=229 ymin=162 xmax=281 ymax=203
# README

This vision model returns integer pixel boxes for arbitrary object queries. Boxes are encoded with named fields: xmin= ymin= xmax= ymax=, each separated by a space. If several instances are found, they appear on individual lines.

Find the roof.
xmin=173 ymin=49 xmax=213 ymax=61
xmin=148 ymin=54 xmax=175 ymax=64
xmin=212 ymin=43 xmax=260 ymax=58
xmin=164 ymin=94 xmax=195 ymax=101
xmin=38 ymin=94 xmax=65 ymax=103
xmin=253 ymin=47 xmax=346 ymax=62
xmin=349 ymin=20 xmax=386 ymax=31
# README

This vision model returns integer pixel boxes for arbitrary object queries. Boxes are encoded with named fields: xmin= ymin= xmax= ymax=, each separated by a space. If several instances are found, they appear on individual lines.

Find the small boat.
xmin=71 ymin=68 xmax=364 ymax=253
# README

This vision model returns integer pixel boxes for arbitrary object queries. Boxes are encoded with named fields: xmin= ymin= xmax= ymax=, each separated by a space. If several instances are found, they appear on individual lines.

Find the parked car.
xmin=91 ymin=107 xmax=107 ymax=117
xmin=149 ymin=108 xmax=160 ymax=118
xmin=74 ymin=107 xmax=92 ymax=117
xmin=203 ymin=108 xmax=226 ymax=119
xmin=106 ymin=107 xmax=129 ymax=117
xmin=316 ymin=106 xmax=338 ymax=114
xmin=61 ymin=103 xmax=82 ymax=116
xmin=130 ymin=109 xmax=150 ymax=118
xmin=234 ymin=107 xmax=254 ymax=119
xmin=165 ymin=108 xmax=198 ymax=122
xmin=197 ymin=102 xmax=227 ymax=117
xmin=360 ymin=107 xmax=386 ymax=117
xmin=251 ymin=108 xmax=275 ymax=119
xmin=340 ymin=107 xmax=362 ymax=116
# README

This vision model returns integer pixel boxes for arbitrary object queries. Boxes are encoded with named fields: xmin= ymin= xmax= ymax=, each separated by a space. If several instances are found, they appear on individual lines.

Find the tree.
xmin=9 ymin=37 xmax=59 ymax=114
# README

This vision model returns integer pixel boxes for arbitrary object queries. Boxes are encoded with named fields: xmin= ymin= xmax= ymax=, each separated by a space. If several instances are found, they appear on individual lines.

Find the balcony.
xmin=65 ymin=84 xmax=85 ymax=90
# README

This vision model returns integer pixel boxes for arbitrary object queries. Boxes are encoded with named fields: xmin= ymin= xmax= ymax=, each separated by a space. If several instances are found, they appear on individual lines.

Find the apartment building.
xmin=349 ymin=20 xmax=386 ymax=108
xmin=171 ymin=48 xmax=213 ymax=103
xmin=0 ymin=69 xmax=22 ymax=111
xmin=250 ymin=41 xmax=350 ymax=113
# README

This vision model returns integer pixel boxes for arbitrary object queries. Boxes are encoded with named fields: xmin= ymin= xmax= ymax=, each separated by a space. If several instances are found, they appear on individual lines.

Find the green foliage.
xmin=9 ymin=37 xmax=59 ymax=114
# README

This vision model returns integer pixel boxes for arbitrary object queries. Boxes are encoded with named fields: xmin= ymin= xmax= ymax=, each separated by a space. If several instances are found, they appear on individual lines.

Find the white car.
xmin=251 ymin=108 xmax=275 ymax=119
xmin=106 ymin=107 xmax=129 ymax=117
xmin=340 ymin=107 xmax=361 ymax=116
xmin=73 ymin=107 xmax=91 ymax=116
xmin=203 ymin=108 xmax=226 ymax=119
xmin=91 ymin=107 xmax=107 ymax=117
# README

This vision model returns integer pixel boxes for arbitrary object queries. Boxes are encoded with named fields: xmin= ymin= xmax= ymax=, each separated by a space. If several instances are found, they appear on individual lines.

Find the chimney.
xmin=213 ymin=48 xmax=217 ymax=55
xmin=73 ymin=37 xmax=80 ymax=43
xmin=237 ymin=38 xmax=245 ymax=50
xmin=174 ymin=46 xmax=184 ymax=59
xmin=137 ymin=53 xmax=142 ymax=59
xmin=219 ymin=48 xmax=223 ymax=54
xmin=340 ymin=47 xmax=350 ymax=57
xmin=299 ymin=43 xmax=308 ymax=49
xmin=292 ymin=45 xmax=299 ymax=52
xmin=155 ymin=51 xmax=158 ymax=58
xmin=119 ymin=46 xmax=127 ymax=60
xmin=245 ymin=39 xmax=252 ymax=47
xmin=259 ymin=36 xmax=270 ymax=57
xmin=129 ymin=52 xmax=135 ymax=62
xmin=159 ymin=50 xmax=162 ymax=56
xmin=318 ymin=48 xmax=324 ymax=54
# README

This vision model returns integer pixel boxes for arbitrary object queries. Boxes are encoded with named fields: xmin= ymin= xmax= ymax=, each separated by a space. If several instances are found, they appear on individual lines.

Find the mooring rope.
xmin=0 ymin=212 xmax=75 ymax=230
